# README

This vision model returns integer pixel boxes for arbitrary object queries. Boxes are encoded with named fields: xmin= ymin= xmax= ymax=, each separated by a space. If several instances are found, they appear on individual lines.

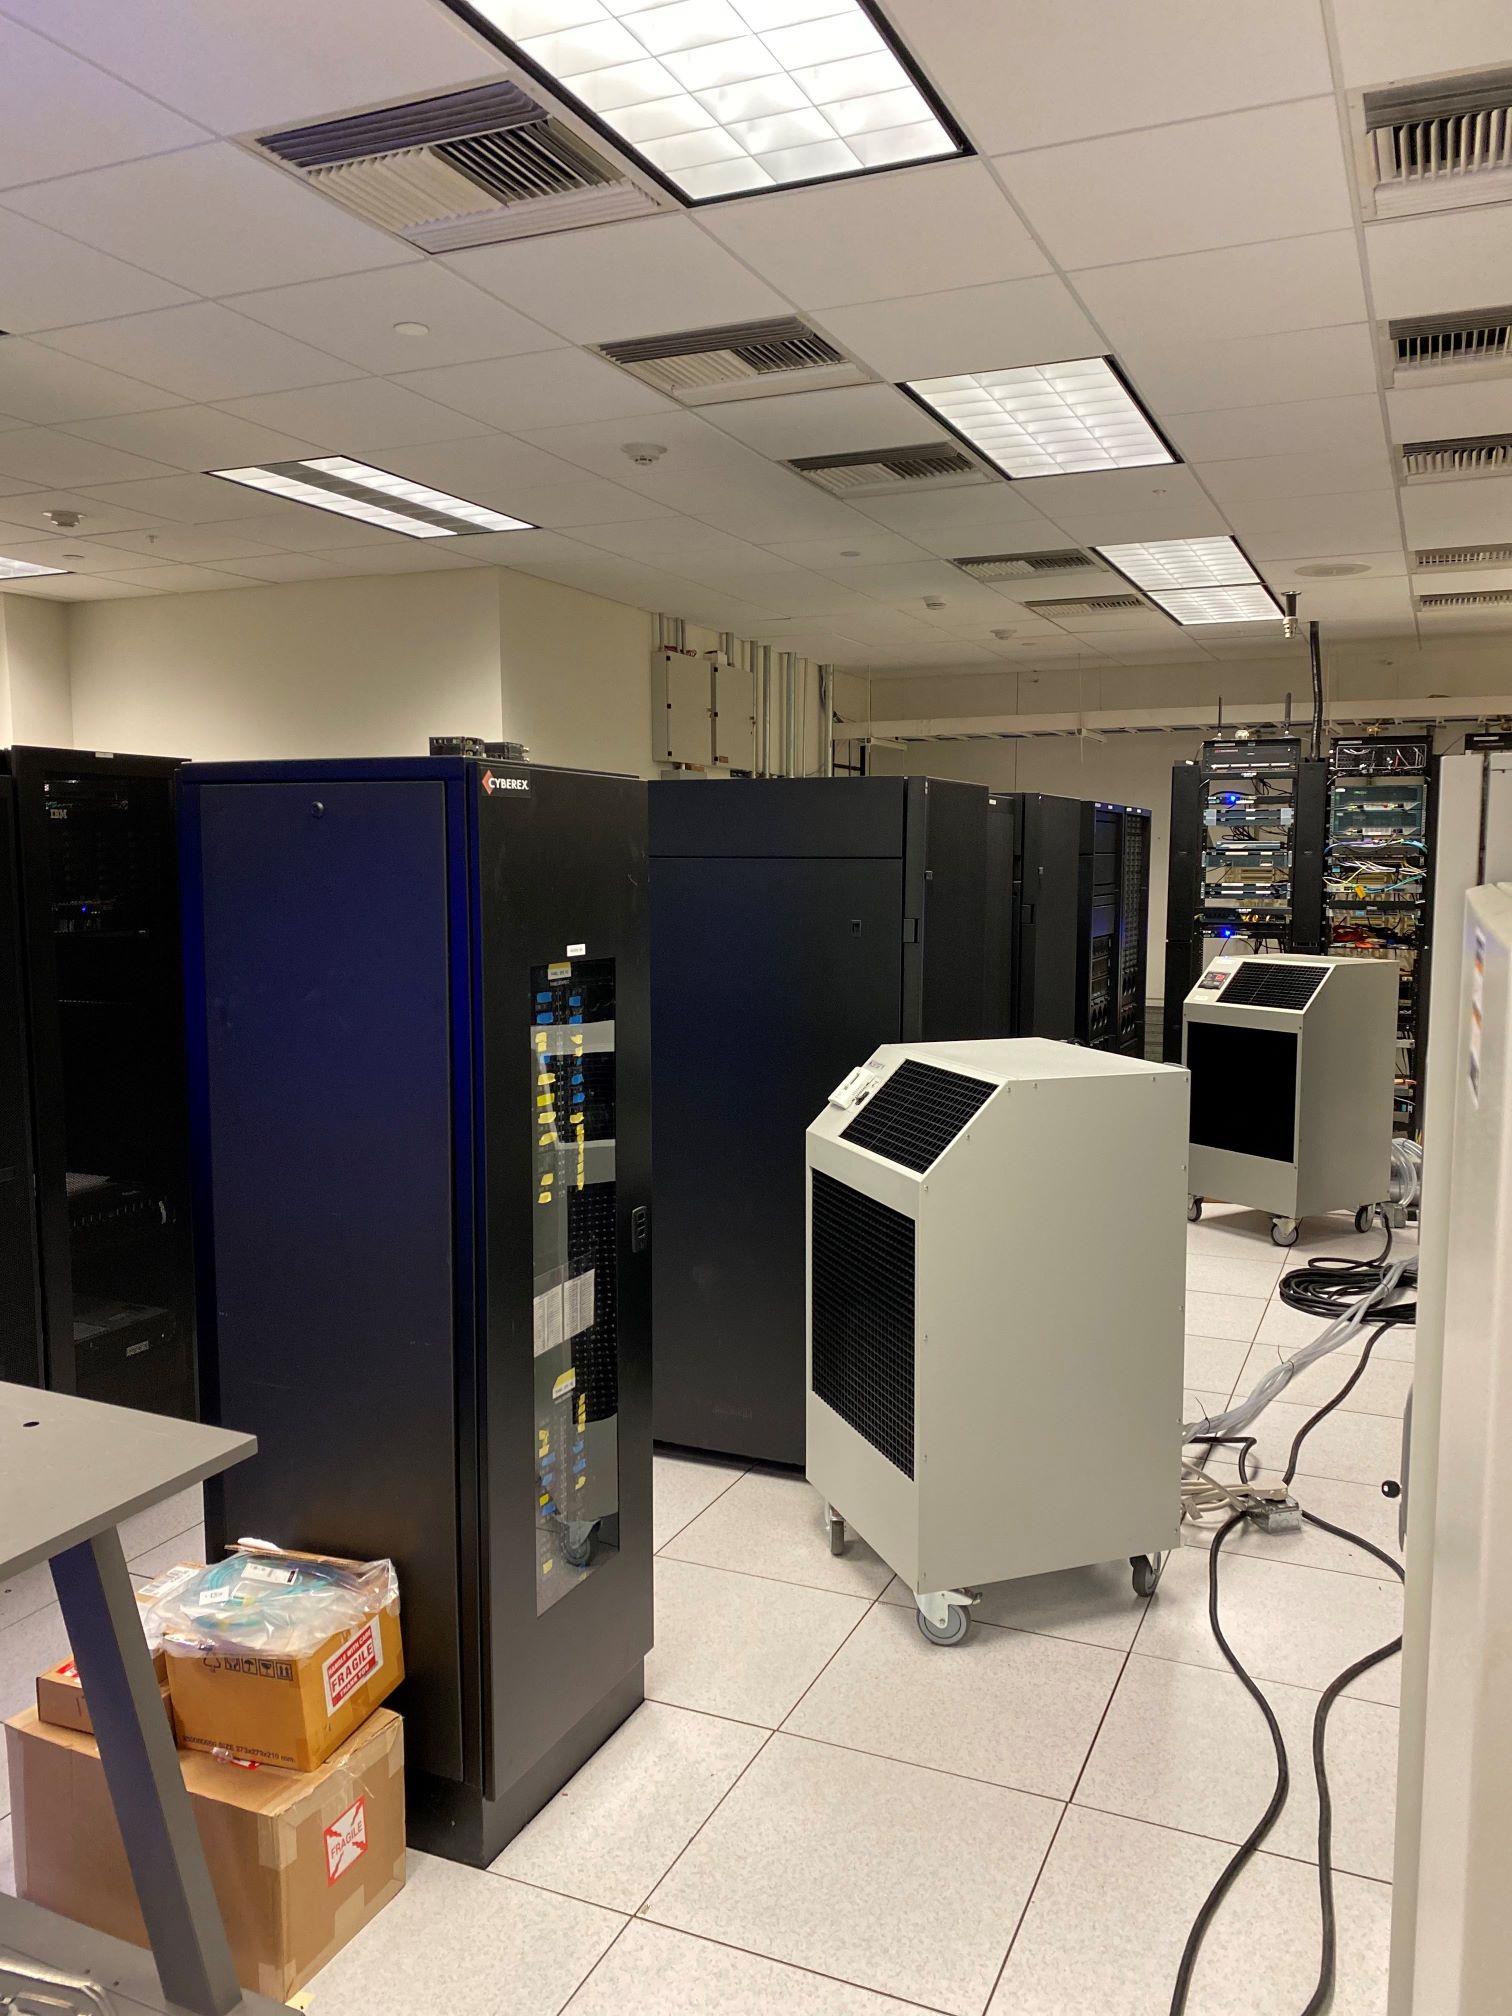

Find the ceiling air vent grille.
xmin=1415 ymin=542 xmax=1512 ymax=568
xmin=1390 ymin=307 xmax=1512 ymax=375
xmin=1363 ymin=69 xmax=1512 ymax=215
xmin=787 ymin=444 xmax=991 ymax=498
xmin=1400 ymin=433 xmax=1512 ymax=480
xmin=595 ymin=316 xmax=865 ymax=405
xmin=952 ymin=549 xmax=1098 ymax=581
xmin=1419 ymin=589 xmax=1512 ymax=607
xmin=1024 ymin=593 xmax=1146 ymax=615
xmin=256 ymin=81 xmax=667 ymax=251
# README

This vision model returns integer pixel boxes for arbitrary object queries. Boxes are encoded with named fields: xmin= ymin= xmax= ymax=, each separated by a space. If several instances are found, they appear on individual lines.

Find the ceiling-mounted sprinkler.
xmin=1281 ymin=590 xmax=1300 ymax=644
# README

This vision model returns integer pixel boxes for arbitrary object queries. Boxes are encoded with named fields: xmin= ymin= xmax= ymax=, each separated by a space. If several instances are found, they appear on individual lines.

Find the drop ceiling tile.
xmin=1166 ymin=393 xmax=1386 ymax=463
xmin=818 ymin=276 xmax=1100 ymax=383
xmin=371 ymin=432 xmax=609 ymax=519
xmin=0 ymin=536 xmax=175 ymax=576
xmin=700 ymin=385 xmax=944 ymax=460
xmin=1196 ymin=450 xmax=1396 ymax=506
xmin=298 ymin=542 xmax=484 ymax=575
xmin=231 ymin=265 xmax=563 ymax=376
xmin=516 ymin=477 xmax=686 ymax=529
xmin=665 ymin=566 xmax=864 ymax=616
xmin=97 ymin=564 xmax=252 ymax=593
xmin=0 ymin=342 xmax=189 ymax=426
xmin=1123 ymin=324 xmax=1379 ymax=416
xmin=760 ymin=529 xmax=934 ymax=568
xmin=6 ymin=145 xmax=416 ymax=297
xmin=77 ymin=474 xmax=316 ymax=526
xmin=0 ymin=19 xmax=209 ymax=188
xmin=1024 ymin=465 xmax=1224 ymax=537
xmin=62 ymin=407 xmax=321 ymax=472
xmin=1386 ymin=379 xmax=1512 ymax=445
xmin=91 ymin=525 xmax=286 ymax=564
xmin=1401 ymin=477 xmax=1512 ymax=549
xmin=570 ymin=518 xmax=793 ymax=568
xmin=888 ymin=0 xmax=1332 ymax=154
xmin=1273 ymin=575 xmax=1415 ymax=623
xmin=0 ymin=208 xmax=193 ymax=333
xmin=0 ymin=429 xmax=178 ymax=489
xmin=1224 ymin=489 xmax=1405 ymax=558
xmin=38 ymin=304 xmax=366 ymax=403
xmin=0 ymin=0 xmax=503 ymax=135
xmin=1329 ymin=0 xmax=1512 ymax=87
xmin=1087 ymin=628 xmax=1214 ymax=662
xmin=1072 ymin=233 xmax=1367 ymax=347
xmin=0 ymin=489 xmax=167 ymax=538
xmin=0 ymin=573 xmax=161 ymax=600
xmin=391 ymin=350 xmax=675 ymax=432
xmin=1406 ymin=564 xmax=1512 ymax=595
xmin=446 ymin=214 xmax=788 ymax=346
xmin=194 ymin=503 xmax=411 ymax=549
xmin=827 ymin=558 xmax=990 ymax=602
xmin=213 ymin=379 xmax=494 ymax=452
xmin=1364 ymin=209 xmax=1512 ymax=322
xmin=211 ymin=552 xmax=347 ymax=583
xmin=699 ymin=159 xmax=1048 ymax=309
xmin=1264 ymin=552 xmax=1407 ymax=584
xmin=999 ymin=100 xmax=1352 ymax=269
xmin=851 ymin=484 xmax=1056 ymax=552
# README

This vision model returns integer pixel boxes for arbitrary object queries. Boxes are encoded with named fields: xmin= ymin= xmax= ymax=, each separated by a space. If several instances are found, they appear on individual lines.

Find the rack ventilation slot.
xmin=810 ymin=1170 xmax=916 ymax=1479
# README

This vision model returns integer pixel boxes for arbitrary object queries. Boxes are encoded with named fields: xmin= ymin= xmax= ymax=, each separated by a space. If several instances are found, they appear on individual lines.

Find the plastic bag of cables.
xmin=153 ymin=1544 xmax=404 ymax=1772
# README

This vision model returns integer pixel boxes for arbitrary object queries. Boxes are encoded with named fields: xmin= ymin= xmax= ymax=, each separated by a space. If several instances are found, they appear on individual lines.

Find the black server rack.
xmin=1324 ymin=733 xmax=1435 ymax=1134
xmin=1 ymin=747 xmax=194 ymax=1416
xmin=1162 ymin=738 xmax=1328 ymax=1060
xmin=1076 ymin=801 xmax=1152 ymax=1055
xmin=650 ymin=776 xmax=992 ymax=1467
xmin=990 ymin=790 xmax=1082 ymax=1040
xmin=179 ymin=756 xmax=652 ymax=1866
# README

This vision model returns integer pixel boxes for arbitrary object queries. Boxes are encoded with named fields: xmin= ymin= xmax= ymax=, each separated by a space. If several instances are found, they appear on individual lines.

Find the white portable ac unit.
xmin=806 ymin=1039 xmax=1187 ymax=1644
xmin=1183 ymin=953 xmax=1396 ymax=1246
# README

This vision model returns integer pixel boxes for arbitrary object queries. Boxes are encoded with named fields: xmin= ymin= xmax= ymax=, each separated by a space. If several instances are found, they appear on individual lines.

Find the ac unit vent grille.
xmin=1400 ymin=433 xmax=1512 ymax=479
xmin=1364 ymin=70 xmax=1512 ymax=211
xmin=839 ymin=1058 xmax=996 ymax=1173
xmin=1025 ymin=593 xmax=1146 ymax=615
xmin=1419 ymin=588 xmax=1512 ymax=607
xmin=1219 ymin=961 xmax=1331 ymax=1011
xmin=1414 ymin=542 xmax=1512 ymax=567
xmin=594 ymin=316 xmax=861 ymax=402
xmin=788 ymin=445 xmax=986 ymax=496
xmin=255 ymin=81 xmax=664 ymax=251
xmin=1390 ymin=307 xmax=1512 ymax=372
xmin=811 ymin=1170 xmax=915 ymax=1480
xmin=952 ymin=549 xmax=1097 ymax=580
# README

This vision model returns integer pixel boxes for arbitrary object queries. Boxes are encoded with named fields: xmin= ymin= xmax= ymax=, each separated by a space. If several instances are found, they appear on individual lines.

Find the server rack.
xmin=1162 ymin=738 xmax=1327 ymax=1060
xmin=1 ymin=747 xmax=194 ymax=1417
xmin=989 ymin=790 xmax=1081 ymax=1040
xmin=179 ymin=756 xmax=652 ymax=1866
xmin=650 ymin=776 xmax=993 ymax=1467
xmin=1324 ymin=733 xmax=1435 ymax=1135
xmin=1077 ymin=801 xmax=1152 ymax=1056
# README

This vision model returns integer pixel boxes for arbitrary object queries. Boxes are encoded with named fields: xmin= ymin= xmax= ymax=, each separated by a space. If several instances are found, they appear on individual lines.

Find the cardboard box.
xmin=162 ymin=1553 xmax=403 ymax=1771
xmin=6 ymin=1705 xmax=405 ymax=2003
xmin=35 ymin=1657 xmax=173 ymax=1737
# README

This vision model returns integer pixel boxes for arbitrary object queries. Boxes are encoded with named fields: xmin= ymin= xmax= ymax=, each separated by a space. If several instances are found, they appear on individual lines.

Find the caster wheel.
xmin=916 ymin=1603 xmax=970 ymax=1647
xmin=1271 ymin=1217 xmax=1300 ymax=1248
xmin=827 ymin=1512 xmax=847 ymax=1558
xmin=1355 ymin=1205 xmax=1376 ymax=1235
xmin=561 ymin=1538 xmax=592 ymax=1569
xmin=1131 ymin=1553 xmax=1164 ymax=1599
xmin=1187 ymin=1196 xmax=1203 ymax=1224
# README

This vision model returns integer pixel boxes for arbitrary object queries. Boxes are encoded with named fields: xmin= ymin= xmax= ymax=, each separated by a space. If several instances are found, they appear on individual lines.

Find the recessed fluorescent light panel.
xmin=211 ymin=458 xmax=533 ymax=538
xmin=0 ymin=555 xmax=67 ymax=579
xmin=455 ymin=0 xmax=964 ymax=200
xmin=1095 ymin=536 xmax=1281 ymax=624
xmin=905 ymin=358 xmax=1174 ymax=478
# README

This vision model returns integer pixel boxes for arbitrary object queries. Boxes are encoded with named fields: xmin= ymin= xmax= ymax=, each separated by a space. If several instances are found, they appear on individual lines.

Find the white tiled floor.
xmin=0 ymin=1205 xmax=1410 ymax=2014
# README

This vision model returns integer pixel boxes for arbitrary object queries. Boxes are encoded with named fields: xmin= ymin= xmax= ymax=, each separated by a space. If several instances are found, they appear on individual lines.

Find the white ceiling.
xmin=0 ymin=0 xmax=1508 ymax=669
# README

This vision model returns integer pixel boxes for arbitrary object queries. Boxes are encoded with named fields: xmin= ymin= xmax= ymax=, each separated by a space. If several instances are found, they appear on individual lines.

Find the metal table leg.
xmin=50 ymin=1528 xmax=241 ymax=2016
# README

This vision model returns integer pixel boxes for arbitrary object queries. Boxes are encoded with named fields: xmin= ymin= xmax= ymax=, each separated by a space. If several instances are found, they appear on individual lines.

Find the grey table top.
xmin=0 ymin=1384 xmax=254 ymax=1581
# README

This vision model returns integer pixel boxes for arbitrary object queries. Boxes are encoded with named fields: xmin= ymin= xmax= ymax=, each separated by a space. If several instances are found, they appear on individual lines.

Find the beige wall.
xmin=0 ymin=596 xmax=71 ymax=746
xmin=498 ymin=570 xmax=656 ymax=777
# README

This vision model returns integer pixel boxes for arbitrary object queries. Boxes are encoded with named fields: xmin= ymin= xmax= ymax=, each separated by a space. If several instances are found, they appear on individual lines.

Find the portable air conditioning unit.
xmin=806 ymin=1039 xmax=1187 ymax=1644
xmin=1183 ymin=954 xmax=1396 ymax=1247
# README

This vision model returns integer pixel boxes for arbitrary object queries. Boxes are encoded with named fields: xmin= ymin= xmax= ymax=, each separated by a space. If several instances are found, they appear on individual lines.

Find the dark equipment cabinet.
xmin=990 ymin=790 xmax=1082 ymax=1040
xmin=1 ymin=746 xmax=194 ymax=1416
xmin=650 ymin=775 xmax=992 ymax=1467
xmin=179 ymin=757 xmax=652 ymax=1867
xmin=1076 ymin=801 xmax=1153 ymax=1056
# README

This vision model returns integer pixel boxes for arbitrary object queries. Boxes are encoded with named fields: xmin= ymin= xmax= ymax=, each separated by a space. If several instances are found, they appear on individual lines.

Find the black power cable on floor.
xmin=1169 ymin=1306 xmax=1407 ymax=2015
xmin=1276 ymin=1217 xmax=1416 ymax=1329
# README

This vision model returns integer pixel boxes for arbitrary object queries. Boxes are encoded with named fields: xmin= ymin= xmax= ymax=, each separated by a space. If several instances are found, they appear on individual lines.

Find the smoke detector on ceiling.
xmin=621 ymin=442 xmax=667 ymax=466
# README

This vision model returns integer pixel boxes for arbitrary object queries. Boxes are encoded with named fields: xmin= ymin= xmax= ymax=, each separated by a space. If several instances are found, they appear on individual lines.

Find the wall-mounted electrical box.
xmin=712 ymin=657 xmax=756 ymax=772
xmin=651 ymin=649 xmax=714 ymax=768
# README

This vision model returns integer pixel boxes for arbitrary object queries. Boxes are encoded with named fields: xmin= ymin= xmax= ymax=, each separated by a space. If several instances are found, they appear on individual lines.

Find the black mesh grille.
xmin=839 ymin=1059 xmax=995 ymax=1173
xmin=1219 ymin=961 xmax=1330 ymax=1010
xmin=811 ymin=1170 xmax=915 ymax=1477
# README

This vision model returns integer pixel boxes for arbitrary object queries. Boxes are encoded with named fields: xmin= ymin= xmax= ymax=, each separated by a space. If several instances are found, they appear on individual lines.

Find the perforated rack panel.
xmin=839 ymin=1058 xmax=995 ymax=1173
xmin=1219 ymin=961 xmax=1330 ymax=1011
xmin=810 ymin=1169 xmax=915 ymax=1478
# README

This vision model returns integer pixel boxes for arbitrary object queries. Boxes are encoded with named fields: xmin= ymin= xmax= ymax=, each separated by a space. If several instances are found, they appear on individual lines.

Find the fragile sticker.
xmin=322 ymin=1620 xmax=383 ymax=1716
xmin=324 ymin=1795 xmax=368 ymax=1885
